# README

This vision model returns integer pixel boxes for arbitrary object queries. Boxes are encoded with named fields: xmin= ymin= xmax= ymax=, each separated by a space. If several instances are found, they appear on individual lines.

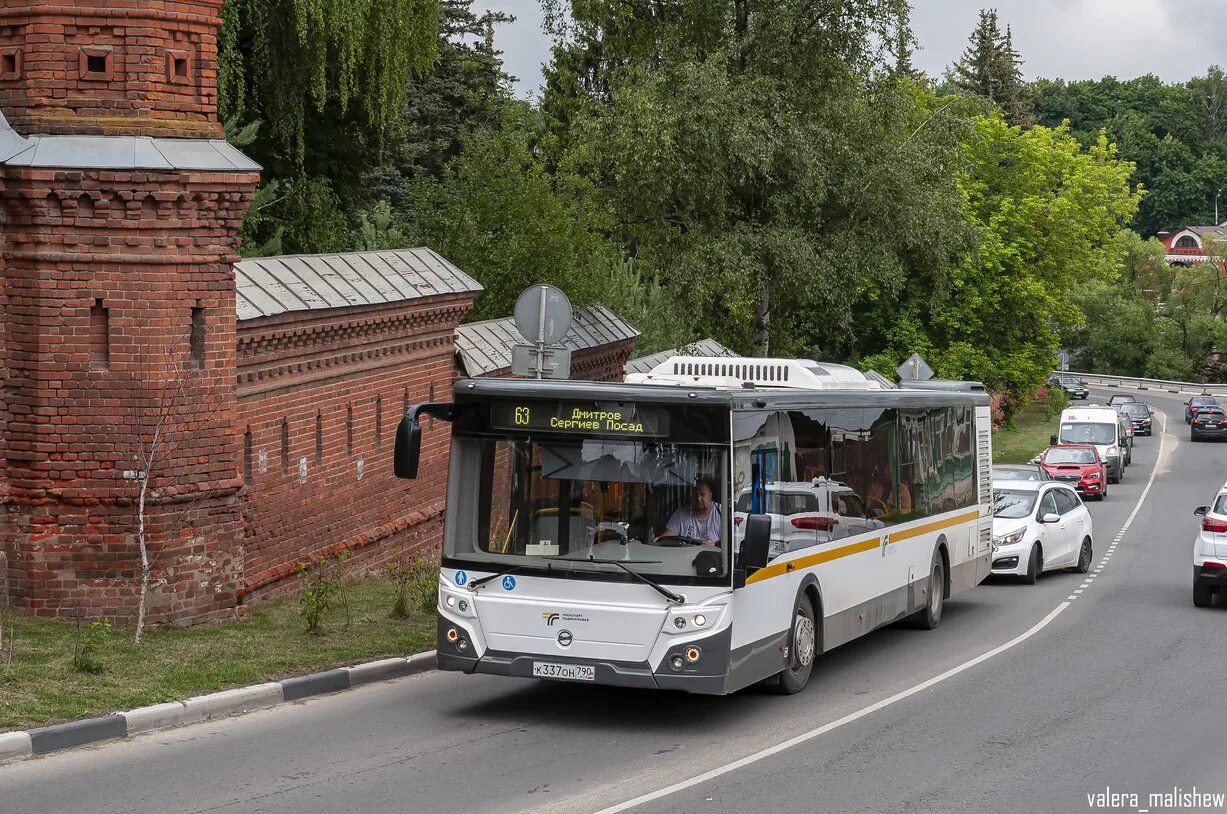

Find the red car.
xmin=1039 ymin=444 xmax=1107 ymax=500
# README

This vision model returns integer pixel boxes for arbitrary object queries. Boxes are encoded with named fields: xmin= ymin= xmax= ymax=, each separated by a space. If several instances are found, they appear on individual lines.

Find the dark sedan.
xmin=1191 ymin=405 xmax=1227 ymax=441
xmin=1050 ymin=376 xmax=1089 ymax=400
xmin=1120 ymin=402 xmax=1153 ymax=436
xmin=1186 ymin=395 xmax=1219 ymax=424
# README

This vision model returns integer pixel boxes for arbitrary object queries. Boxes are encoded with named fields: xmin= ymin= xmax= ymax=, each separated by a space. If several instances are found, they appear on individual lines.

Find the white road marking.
xmin=590 ymin=602 xmax=1073 ymax=814
xmin=590 ymin=413 xmax=1171 ymax=814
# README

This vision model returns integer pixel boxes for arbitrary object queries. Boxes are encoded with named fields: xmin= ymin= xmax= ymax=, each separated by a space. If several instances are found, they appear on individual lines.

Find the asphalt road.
xmin=4 ymin=387 xmax=1225 ymax=814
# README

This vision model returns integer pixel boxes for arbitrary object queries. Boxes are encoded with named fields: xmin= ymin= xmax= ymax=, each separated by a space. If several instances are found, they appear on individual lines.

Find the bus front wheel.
xmin=773 ymin=594 xmax=817 ymax=695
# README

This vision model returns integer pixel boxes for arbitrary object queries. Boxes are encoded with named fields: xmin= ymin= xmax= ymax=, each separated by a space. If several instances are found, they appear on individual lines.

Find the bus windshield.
xmin=1059 ymin=422 xmax=1115 ymax=446
xmin=444 ymin=433 xmax=729 ymax=581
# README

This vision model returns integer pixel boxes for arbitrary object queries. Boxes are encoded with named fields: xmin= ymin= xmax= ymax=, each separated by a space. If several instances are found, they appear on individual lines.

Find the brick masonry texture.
xmin=0 ymin=0 xmax=226 ymax=137
xmin=0 ymin=1 xmax=639 ymax=625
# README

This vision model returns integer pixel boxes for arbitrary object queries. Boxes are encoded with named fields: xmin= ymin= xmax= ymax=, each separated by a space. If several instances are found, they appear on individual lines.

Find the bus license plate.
xmin=532 ymin=662 xmax=595 ymax=681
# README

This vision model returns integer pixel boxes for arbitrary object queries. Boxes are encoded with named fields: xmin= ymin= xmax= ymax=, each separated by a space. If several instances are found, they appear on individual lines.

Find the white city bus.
xmin=394 ymin=357 xmax=994 ymax=694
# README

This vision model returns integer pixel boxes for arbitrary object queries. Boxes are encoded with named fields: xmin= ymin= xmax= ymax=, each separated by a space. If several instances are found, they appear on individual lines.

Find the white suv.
xmin=733 ymin=478 xmax=884 ymax=559
xmin=1192 ymin=487 xmax=1227 ymax=607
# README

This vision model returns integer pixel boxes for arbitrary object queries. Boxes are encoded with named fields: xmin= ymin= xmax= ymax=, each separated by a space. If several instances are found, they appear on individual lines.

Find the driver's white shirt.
xmin=665 ymin=503 xmax=722 ymax=542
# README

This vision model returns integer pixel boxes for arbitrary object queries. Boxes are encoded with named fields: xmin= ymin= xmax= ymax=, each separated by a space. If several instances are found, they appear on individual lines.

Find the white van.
xmin=1056 ymin=406 xmax=1126 ymax=483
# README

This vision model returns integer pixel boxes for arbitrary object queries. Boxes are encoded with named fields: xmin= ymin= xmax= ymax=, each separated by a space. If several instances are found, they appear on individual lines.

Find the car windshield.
xmin=1059 ymin=422 xmax=1115 ymax=445
xmin=444 ymin=433 xmax=729 ymax=580
xmin=992 ymin=466 xmax=1042 ymax=481
xmin=993 ymin=489 xmax=1038 ymax=519
xmin=1045 ymin=448 xmax=1095 ymax=464
xmin=1122 ymin=404 xmax=1148 ymax=417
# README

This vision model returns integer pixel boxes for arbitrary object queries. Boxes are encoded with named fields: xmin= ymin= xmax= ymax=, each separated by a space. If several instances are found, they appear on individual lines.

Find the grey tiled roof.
xmin=235 ymin=249 xmax=483 ymax=322
xmin=0 ymin=111 xmax=260 ymax=171
xmin=623 ymin=338 xmax=737 ymax=375
xmin=456 ymin=304 xmax=639 ymax=376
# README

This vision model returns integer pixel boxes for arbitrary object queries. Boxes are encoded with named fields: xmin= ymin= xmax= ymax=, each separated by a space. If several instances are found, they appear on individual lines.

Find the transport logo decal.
xmin=543 ymin=612 xmax=560 ymax=625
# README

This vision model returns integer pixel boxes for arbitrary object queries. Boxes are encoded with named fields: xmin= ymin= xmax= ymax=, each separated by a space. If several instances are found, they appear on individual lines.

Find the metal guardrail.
xmin=1059 ymin=371 xmax=1227 ymax=396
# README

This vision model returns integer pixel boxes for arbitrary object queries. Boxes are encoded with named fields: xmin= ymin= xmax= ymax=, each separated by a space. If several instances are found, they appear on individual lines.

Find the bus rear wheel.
xmin=908 ymin=551 xmax=945 ymax=630
xmin=773 ymin=595 xmax=816 ymax=695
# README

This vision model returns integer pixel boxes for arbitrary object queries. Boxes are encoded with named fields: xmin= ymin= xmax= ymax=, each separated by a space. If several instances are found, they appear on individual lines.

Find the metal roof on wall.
xmin=623 ymin=338 xmax=736 ymax=375
xmin=235 ymin=248 xmax=483 ymax=322
xmin=0 ymin=111 xmax=260 ymax=171
xmin=455 ymin=304 xmax=639 ymax=376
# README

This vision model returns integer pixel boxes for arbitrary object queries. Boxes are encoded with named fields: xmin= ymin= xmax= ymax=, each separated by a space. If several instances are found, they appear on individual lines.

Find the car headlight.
xmin=994 ymin=528 xmax=1026 ymax=547
xmin=1086 ymin=472 xmax=1100 ymax=479
xmin=1107 ymin=447 xmax=1119 ymax=457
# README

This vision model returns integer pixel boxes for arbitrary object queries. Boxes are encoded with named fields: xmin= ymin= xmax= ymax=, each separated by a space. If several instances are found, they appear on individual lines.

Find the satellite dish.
xmin=514 ymin=285 xmax=572 ymax=346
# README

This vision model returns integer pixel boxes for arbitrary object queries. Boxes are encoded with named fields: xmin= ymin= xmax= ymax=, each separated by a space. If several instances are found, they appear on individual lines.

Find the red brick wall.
xmin=236 ymin=295 xmax=476 ymax=602
xmin=0 ymin=167 xmax=257 ymax=624
xmin=0 ymin=1 xmax=224 ymax=137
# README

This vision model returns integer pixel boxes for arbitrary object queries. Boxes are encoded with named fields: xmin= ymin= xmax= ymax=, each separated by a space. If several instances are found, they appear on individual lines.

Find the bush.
xmin=387 ymin=552 xmax=440 ymax=619
xmin=298 ymin=557 xmax=342 ymax=634
xmin=73 ymin=619 xmax=111 ymax=674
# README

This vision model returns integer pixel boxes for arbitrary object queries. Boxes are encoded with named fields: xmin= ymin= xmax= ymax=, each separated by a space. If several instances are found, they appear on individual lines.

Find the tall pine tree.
xmin=950 ymin=9 xmax=1031 ymax=126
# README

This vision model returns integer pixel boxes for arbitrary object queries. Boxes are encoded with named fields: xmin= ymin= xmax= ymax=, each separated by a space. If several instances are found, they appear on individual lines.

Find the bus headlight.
xmin=684 ymin=646 xmax=702 ymax=664
xmin=692 ymin=613 xmax=707 ymax=627
xmin=673 ymin=616 xmax=686 ymax=630
xmin=445 ymin=595 xmax=456 ymax=607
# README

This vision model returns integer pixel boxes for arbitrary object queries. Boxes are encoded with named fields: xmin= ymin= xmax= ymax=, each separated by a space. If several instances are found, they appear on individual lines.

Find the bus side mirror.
xmin=394 ymin=402 xmax=458 ymax=479
xmin=394 ymin=416 xmax=423 ymax=479
xmin=1049 ymin=435 xmax=1058 ymax=446
xmin=734 ymin=515 xmax=772 ymax=588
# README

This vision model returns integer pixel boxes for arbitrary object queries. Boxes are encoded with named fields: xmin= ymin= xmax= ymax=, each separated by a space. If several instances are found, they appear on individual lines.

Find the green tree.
xmin=369 ymin=0 xmax=514 ymax=206
xmin=1032 ymin=71 xmax=1227 ymax=234
xmin=406 ymin=106 xmax=622 ymax=321
xmin=881 ymin=117 xmax=1142 ymax=400
xmin=950 ymin=9 xmax=1031 ymax=126
xmin=550 ymin=0 xmax=973 ymax=356
xmin=219 ymin=0 xmax=442 ymax=254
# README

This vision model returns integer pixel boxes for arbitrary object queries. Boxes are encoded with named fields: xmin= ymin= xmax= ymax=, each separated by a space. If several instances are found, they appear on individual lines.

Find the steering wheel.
xmin=655 ymin=534 xmax=706 ymax=547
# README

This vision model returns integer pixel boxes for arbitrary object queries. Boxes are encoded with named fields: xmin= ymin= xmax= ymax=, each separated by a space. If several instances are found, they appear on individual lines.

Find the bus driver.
xmin=656 ymin=480 xmax=722 ymax=546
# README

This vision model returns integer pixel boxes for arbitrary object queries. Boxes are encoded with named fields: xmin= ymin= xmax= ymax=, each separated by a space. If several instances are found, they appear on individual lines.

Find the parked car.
xmin=1185 ymin=395 xmax=1219 ymax=424
xmin=1192 ymin=490 xmax=1227 ymax=607
xmin=1107 ymin=394 xmax=1137 ymax=406
xmin=733 ymin=479 xmax=884 ymax=559
xmin=1190 ymin=403 xmax=1227 ymax=442
xmin=1118 ymin=402 xmax=1153 ymax=436
xmin=1038 ymin=445 xmax=1106 ymax=500
xmin=1048 ymin=375 xmax=1089 ymax=400
xmin=992 ymin=464 xmax=1052 ymax=482
xmin=991 ymin=480 xmax=1094 ymax=584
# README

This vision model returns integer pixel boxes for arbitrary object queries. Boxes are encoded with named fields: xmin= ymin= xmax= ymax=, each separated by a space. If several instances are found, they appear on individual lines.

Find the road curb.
xmin=0 ymin=650 xmax=437 ymax=764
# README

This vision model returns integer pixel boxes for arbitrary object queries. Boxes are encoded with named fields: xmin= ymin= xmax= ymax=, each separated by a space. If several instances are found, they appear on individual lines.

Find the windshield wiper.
xmin=549 ymin=555 xmax=686 ymax=605
xmin=469 ymin=564 xmax=532 ymax=591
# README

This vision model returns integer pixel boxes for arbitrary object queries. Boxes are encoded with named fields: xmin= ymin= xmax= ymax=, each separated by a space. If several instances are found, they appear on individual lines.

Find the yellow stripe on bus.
xmin=745 ymin=538 xmax=880 ymax=584
xmin=886 ymin=511 xmax=981 ymax=544
xmin=743 ymin=510 xmax=981 ymax=585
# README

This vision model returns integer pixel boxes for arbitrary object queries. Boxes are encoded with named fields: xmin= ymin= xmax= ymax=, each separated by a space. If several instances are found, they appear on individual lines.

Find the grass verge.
xmin=992 ymin=399 xmax=1062 ymax=464
xmin=0 ymin=575 xmax=435 ymax=732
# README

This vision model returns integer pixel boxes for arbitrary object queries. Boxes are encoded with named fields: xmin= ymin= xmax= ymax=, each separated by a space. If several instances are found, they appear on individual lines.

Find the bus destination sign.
xmin=489 ymin=401 xmax=669 ymax=437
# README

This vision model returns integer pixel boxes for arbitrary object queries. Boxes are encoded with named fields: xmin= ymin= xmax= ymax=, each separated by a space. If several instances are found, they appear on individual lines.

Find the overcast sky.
xmin=481 ymin=0 xmax=1227 ymax=99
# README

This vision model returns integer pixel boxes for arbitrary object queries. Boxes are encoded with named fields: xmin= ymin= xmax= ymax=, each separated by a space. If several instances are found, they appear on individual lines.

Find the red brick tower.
xmin=0 ymin=1 xmax=259 ymax=623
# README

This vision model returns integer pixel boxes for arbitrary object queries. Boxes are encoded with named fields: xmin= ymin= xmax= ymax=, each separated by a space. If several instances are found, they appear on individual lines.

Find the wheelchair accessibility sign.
xmin=502 ymin=575 xmax=517 ymax=591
